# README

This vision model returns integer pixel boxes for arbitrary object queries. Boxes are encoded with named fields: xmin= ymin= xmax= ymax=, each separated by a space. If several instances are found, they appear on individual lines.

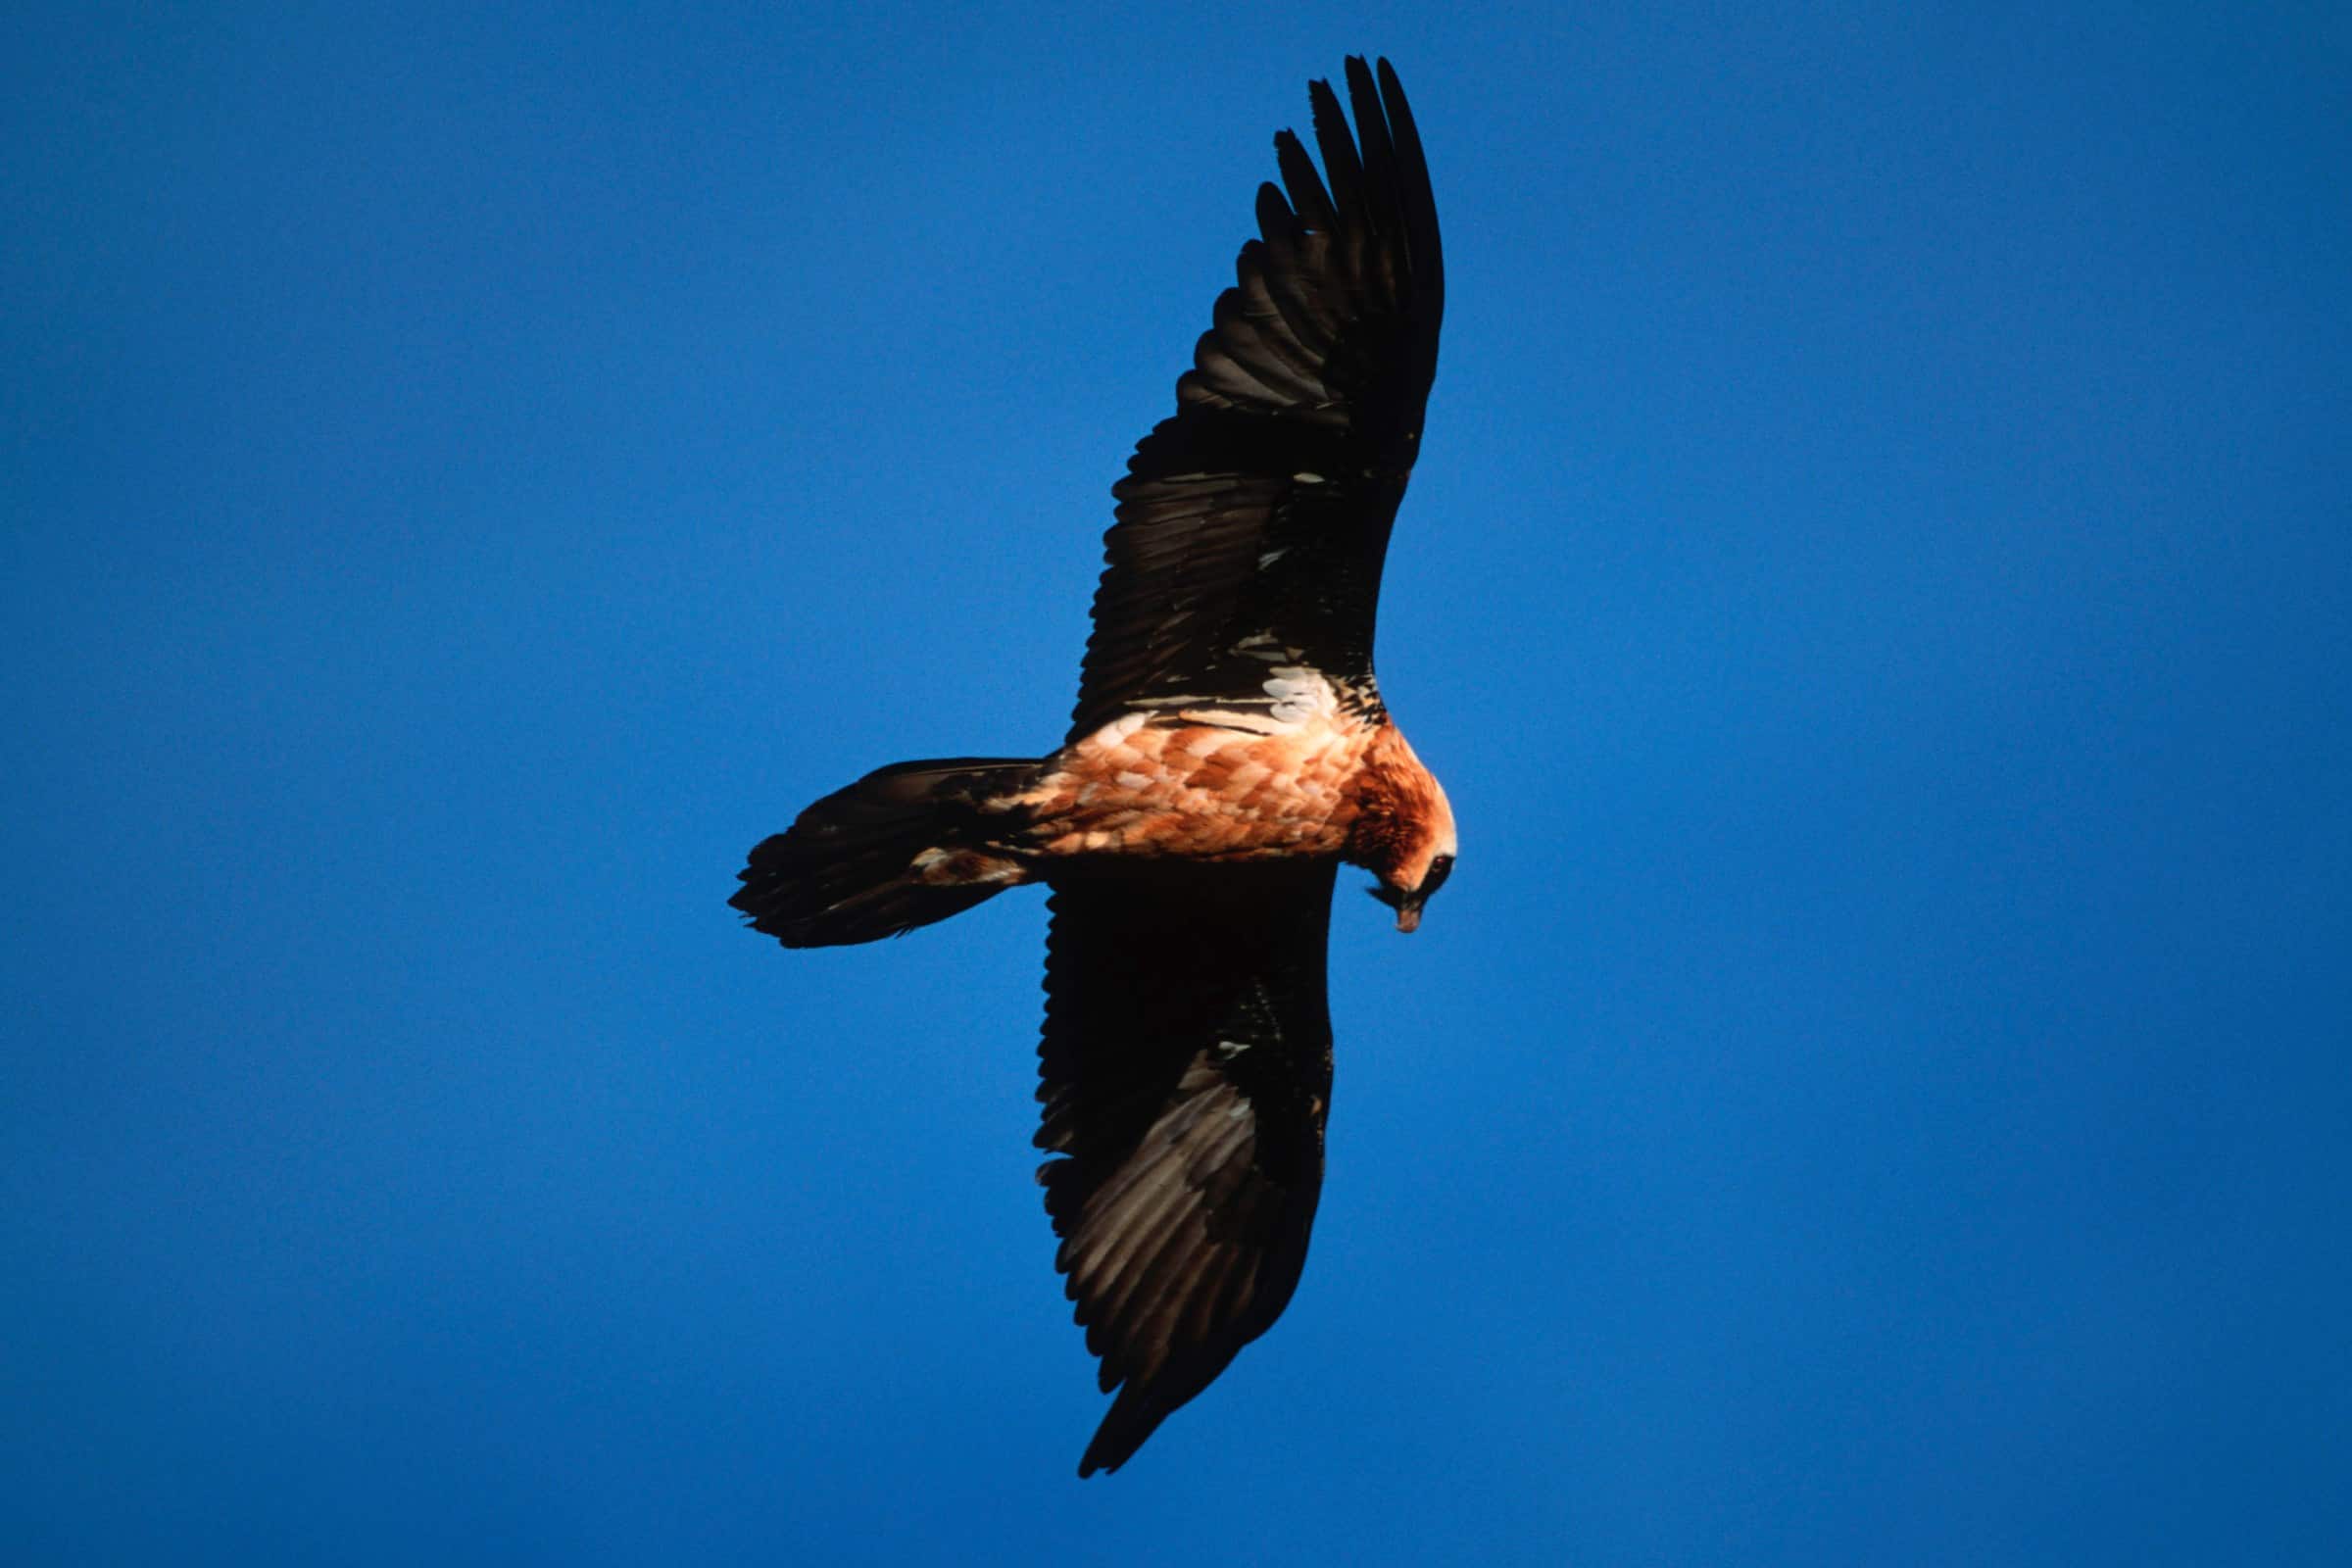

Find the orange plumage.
xmin=1008 ymin=705 xmax=1450 ymax=872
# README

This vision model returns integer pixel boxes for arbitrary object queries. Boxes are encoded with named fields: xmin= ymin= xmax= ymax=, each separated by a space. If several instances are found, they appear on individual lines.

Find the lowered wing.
xmin=1069 ymin=57 xmax=1445 ymax=740
xmin=1034 ymin=858 xmax=1339 ymax=1475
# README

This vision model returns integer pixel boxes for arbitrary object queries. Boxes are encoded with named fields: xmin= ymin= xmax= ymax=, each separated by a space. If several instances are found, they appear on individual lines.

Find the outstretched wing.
xmin=1069 ymin=57 xmax=1445 ymax=740
xmin=1034 ymin=858 xmax=1339 ymax=1475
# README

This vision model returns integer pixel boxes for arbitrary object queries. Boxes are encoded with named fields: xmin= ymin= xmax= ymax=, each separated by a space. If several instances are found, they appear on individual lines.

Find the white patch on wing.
xmin=1292 ymin=470 xmax=1327 ymax=484
xmin=1257 ymin=548 xmax=1290 ymax=569
xmin=1261 ymin=665 xmax=1336 ymax=724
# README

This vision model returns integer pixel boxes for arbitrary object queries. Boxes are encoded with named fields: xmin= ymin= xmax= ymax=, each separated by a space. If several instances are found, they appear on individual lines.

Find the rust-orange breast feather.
xmin=1012 ymin=710 xmax=1384 ymax=860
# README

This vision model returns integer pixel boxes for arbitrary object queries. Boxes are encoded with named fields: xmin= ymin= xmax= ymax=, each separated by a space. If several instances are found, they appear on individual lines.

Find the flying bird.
xmin=732 ymin=56 xmax=1450 ymax=1476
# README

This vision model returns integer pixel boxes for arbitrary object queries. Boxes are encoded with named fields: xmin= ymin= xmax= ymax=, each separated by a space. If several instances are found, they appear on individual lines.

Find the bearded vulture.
xmin=733 ymin=56 xmax=1451 ymax=1476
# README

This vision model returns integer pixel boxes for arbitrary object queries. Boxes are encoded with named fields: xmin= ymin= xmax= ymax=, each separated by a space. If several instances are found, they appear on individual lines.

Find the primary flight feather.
xmin=732 ymin=56 xmax=1451 ymax=1476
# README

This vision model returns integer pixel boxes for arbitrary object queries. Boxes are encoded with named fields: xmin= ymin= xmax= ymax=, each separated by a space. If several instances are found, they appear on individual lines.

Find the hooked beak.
xmin=1366 ymin=884 xmax=1427 ymax=933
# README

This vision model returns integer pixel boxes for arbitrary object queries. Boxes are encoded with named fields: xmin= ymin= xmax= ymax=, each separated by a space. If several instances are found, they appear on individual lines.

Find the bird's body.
xmin=911 ymin=697 xmax=1447 ymax=873
xmin=733 ymin=57 xmax=1452 ymax=1474
xmin=1026 ymin=704 xmax=1383 ymax=862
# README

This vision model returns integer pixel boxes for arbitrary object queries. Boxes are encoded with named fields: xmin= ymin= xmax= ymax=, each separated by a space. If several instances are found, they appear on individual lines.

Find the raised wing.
xmin=1034 ymin=858 xmax=1339 ymax=1475
xmin=1069 ymin=57 xmax=1445 ymax=740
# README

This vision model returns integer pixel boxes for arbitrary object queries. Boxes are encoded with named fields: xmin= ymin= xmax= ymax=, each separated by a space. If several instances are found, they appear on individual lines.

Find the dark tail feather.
xmin=730 ymin=758 xmax=1038 ymax=948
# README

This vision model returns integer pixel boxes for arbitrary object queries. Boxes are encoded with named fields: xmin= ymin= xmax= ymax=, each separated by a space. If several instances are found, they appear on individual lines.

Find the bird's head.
xmin=1369 ymin=849 xmax=1454 ymax=933
xmin=1362 ymin=774 xmax=1457 ymax=934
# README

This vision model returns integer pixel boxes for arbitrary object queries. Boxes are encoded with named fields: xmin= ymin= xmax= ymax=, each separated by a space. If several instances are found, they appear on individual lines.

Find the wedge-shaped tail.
xmin=731 ymin=758 xmax=1037 ymax=947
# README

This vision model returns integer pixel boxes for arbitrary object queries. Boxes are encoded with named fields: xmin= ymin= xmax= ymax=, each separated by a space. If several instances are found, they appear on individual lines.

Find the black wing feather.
xmin=1034 ymin=859 xmax=1339 ymax=1475
xmin=1067 ymin=57 xmax=1444 ymax=739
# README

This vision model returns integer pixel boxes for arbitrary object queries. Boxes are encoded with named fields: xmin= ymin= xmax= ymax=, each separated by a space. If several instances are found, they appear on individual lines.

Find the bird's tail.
xmin=730 ymin=757 xmax=1040 ymax=948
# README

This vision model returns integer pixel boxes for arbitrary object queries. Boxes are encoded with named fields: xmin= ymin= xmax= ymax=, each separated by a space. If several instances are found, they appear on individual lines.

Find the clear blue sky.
xmin=5 ymin=3 xmax=2347 ymax=1562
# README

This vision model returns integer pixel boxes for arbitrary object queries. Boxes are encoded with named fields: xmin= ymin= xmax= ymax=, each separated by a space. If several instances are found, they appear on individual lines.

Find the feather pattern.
xmin=1035 ymin=858 xmax=1338 ymax=1475
xmin=1068 ymin=57 xmax=1445 ymax=740
xmin=733 ymin=56 xmax=1453 ymax=1480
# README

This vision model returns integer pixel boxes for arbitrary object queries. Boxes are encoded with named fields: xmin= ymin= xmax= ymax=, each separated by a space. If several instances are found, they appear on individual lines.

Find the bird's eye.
xmin=1422 ymin=855 xmax=1454 ymax=895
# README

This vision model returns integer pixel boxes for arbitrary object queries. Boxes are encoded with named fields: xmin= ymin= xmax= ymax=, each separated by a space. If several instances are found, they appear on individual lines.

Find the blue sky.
xmin=5 ymin=2 xmax=2347 ymax=1562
